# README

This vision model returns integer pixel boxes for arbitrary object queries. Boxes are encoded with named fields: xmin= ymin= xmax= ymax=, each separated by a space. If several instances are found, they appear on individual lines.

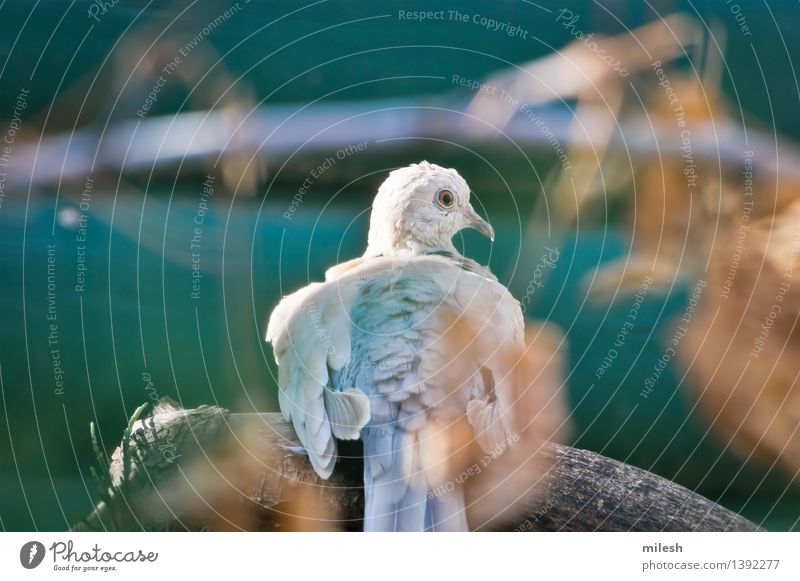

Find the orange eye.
xmin=437 ymin=189 xmax=455 ymax=209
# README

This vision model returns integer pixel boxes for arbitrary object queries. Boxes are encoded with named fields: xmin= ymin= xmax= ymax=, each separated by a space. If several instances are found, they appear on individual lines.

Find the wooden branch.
xmin=73 ymin=400 xmax=760 ymax=532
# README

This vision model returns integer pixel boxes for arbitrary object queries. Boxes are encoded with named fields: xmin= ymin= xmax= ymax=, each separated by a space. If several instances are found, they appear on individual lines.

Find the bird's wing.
xmin=266 ymin=273 xmax=371 ymax=478
xmin=421 ymin=259 xmax=526 ymax=453
xmin=267 ymin=255 xmax=525 ymax=478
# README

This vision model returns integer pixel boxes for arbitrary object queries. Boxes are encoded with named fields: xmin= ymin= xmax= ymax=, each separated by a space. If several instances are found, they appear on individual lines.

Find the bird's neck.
xmin=363 ymin=237 xmax=459 ymax=259
xmin=363 ymin=239 xmax=491 ymax=279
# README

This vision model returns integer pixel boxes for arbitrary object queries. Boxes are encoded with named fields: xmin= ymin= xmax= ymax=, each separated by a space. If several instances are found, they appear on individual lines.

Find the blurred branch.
xmin=13 ymin=99 xmax=800 ymax=191
xmin=73 ymin=399 xmax=761 ymax=532
xmin=465 ymin=13 xmax=704 ymax=132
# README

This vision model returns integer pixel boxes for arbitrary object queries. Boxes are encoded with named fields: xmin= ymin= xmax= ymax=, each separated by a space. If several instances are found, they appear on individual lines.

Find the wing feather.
xmin=266 ymin=255 xmax=525 ymax=478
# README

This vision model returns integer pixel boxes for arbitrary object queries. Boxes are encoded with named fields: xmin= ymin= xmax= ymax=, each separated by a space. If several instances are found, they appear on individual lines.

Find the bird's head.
xmin=364 ymin=161 xmax=494 ymax=257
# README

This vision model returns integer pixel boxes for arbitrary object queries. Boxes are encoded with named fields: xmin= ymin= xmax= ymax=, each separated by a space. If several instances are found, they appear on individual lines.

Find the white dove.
xmin=266 ymin=161 xmax=527 ymax=531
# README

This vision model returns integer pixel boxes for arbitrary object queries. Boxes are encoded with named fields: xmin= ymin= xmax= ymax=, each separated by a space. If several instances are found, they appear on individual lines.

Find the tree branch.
xmin=73 ymin=400 xmax=760 ymax=532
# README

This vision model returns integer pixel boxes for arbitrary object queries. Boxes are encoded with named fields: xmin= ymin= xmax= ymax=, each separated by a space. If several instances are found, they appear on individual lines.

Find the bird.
xmin=266 ymin=161 xmax=552 ymax=531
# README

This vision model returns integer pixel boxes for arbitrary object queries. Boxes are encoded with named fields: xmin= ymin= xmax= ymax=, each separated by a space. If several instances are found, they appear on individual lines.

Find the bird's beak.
xmin=463 ymin=205 xmax=495 ymax=241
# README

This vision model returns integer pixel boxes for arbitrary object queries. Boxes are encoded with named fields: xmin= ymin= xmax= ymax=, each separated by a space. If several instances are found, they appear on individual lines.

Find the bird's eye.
xmin=436 ymin=189 xmax=455 ymax=209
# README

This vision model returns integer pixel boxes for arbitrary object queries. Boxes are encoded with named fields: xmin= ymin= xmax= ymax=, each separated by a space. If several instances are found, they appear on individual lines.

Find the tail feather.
xmin=362 ymin=426 xmax=468 ymax=532
xmin=425 ymin=488 xmax=468 ymax=532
